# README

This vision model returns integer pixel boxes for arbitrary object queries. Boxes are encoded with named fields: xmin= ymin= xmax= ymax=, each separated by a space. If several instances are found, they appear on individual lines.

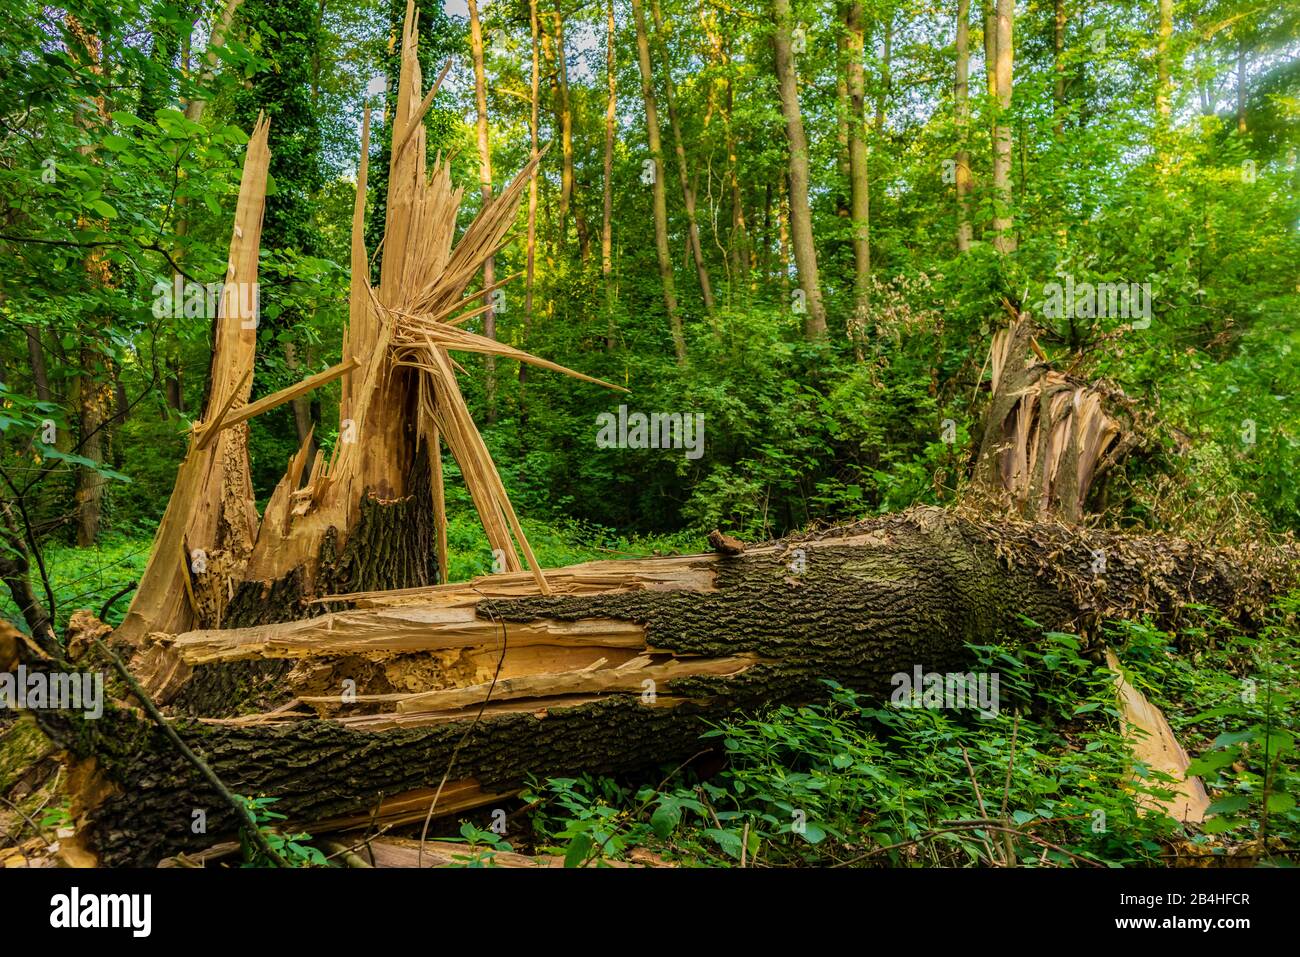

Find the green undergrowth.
xmin=475 ymin=598 xmax=1300 ymax=868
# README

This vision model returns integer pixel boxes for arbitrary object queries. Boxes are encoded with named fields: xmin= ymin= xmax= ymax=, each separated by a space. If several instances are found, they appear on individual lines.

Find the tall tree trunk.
xmin=1235 ymin=40 xmax=1247 ymax=134
xmin=1156 ymin=0 xmax=1172 ymax=135
xmin=24 ymin=326 xmax=51 ymax=403
xmin=601 ymin=0 xmax=617 ymax=351
xmin=836 ymin=34 xmax=851 ymax=185
xmin=631 ymin=0 xmax=685 ymax=363
xmin=549 ymin=7 xmax=583 ymax=259
xmin=846 ymin=0 xmax=872 ymax=343
xmin=468 ymin=0 xmax=496 ymax=422
xmin=75 ymin=348 xmax=110 ymax=547
xmin=66 ymin=15 xmax=112 ymax=547
xmin=651 ymin=0 xmax=715 ymax=317
xmin=991 ymin=0 xmax=1016 ymax=254
xmin=955 ymin=0 xmax=972 ymax=252
xmin=725 ymin=80 xmax=749 ymax=288
xmin=701 ymin=12 xmax=748 ymax=289
xmin=184 ymin=0 xmax=244 ymax=124
xmin=772 ymin=0 xmax=827 ymax=339
xmin=983 ymin=0 xmax=997 ymax=97
xmin=1053 ymin=0 xmax=1066 ymax=139
xmin=521 ymin=0 xmax=541 ymax=392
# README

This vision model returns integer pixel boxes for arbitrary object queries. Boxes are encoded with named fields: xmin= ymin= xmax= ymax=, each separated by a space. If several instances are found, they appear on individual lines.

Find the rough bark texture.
xmin=223 ymin=437 xmax=439 ymax=629
xmin=35 ymin=508 xmax=1295 ymax=867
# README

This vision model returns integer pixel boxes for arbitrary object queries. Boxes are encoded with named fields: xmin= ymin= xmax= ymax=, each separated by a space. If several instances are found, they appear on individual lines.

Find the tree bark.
xmin=1054 ymin=0 xmax=1067 ymax=139
xmin=991 ymin=0 xmax=1015 ymax=254
xmin=548 ymin=7 xmax=586 ymax=260
xmin=651 ymin=0 xmax=715 ymax=317
xmin=772 ymin=0 xmax=827 ymax=339
xmin=39 ymin=507 xmax=1295 ymax=866
xmin=24 ymin=326 xmax=51 ymax=403
xmin=955 ymin=0 xmax=972 ymax=252
xmin=601 ymin=0 xmax=617 ymax=350
xmin=1235 ymin=40 xmax=1247 ymax=134
xmin=521 ymin=0 xmax=541 ymax=387
xmin=846 ymin=0 xmax=872 ymax=344
xmin=631 ymin=0 xmax=685 ymax=363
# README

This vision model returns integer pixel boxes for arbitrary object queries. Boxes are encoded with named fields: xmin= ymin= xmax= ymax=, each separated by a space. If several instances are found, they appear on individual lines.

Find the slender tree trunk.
xmin=836 ymin=33 xmax=851 ymax=186
xmin=1235 ymin=40 xmax=1247 ymax=134
xmin=759 ymin=181 xmax=773 ymax=281
xmin=66 ymin=15 xmax=112 ymax=547
xmin=24 ymin=327 xmax=51 ymax=403
xmin=991 ymin=0 xmax=1016 ymax=254
xmin=651 ymin=0 xmax=715 ymax=316
xmin=550 ymin=7 xmax=583 ymax=259
xmin=955 ymin=0 xmax=972 ymax=252
xmin=772 ymin=0 xmax=827 ymax=338
xmin=983 ymin=0 xmax=997 ymax=97
xmin=631 ymin=0 xmax=685 ymax=363
xmin=284 ymin=341 xmax=317 ymax=471
xmin=0 ymin=503 xmax=54 ymax=643
xmin=1156 ymin=0 xmax=1172 ymax=133
xmin=184 ymin=0 xmax=244 ymax=123
xmin=701 ymin=14 xmax=748 ymax=290
xmin=777 ymin=173 xmax=792 ymax=300
xmin=846 ymin=0 xmax=872 ymax=342
xmin=601 ymin=0 xmax=617 ymax=351
xmin=468 ymin=0 xmax=496 ymax=421
xmin=521 ymin=0 xmax=541 ymax=392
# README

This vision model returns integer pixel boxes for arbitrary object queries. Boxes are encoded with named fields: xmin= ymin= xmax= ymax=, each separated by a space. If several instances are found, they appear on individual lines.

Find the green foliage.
xmin=238 ymin=796 xmax=329 ymax=868
xmin=441 ymin=820 xmax=513 ymax=867
xmin=513 ymin=624 xmax=1282 ymax=867
xmin=1110 ymin=594 xmax=1300 ymax=855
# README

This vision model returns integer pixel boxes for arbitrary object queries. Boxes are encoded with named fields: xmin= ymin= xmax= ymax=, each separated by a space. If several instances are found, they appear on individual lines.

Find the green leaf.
xmin=563 ymin=833 xmax=592 ymax=868
xmin=1200 ymin=815 xmax=1243 ymax=835
xmin=649 ymin=802 xmax=681 ymax=839
xmin=798 ymin=822 xmax=826 ymax=844
xmin=1211 ymin=730 xmax=1255 ymax=749
xmin=1186 ymin=749 xmax=1238 ymax=776
xmin=1266 ymin=792 xmax=1296 ymax=813
xmin=88 ymin=199 xmax=117 ymax=219
xmin=1205 ymin=794 xmax=1251 ymax=815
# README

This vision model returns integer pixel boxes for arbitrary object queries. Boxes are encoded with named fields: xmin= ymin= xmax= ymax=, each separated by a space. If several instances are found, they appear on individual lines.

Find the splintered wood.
xmin=973 ymin=315 xmax=1132 ymax=522
xmin=117 ymin=0 xmax=623 ymax=643
xmin=154 ymin=551 xmax=746 ymax=728
xmin=115 ymin=114 xmax=271 ymax=645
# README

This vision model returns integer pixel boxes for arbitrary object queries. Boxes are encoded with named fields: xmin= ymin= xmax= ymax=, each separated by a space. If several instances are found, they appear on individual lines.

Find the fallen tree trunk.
xmin=33 ymin=507 xmax=1293 ymax=866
